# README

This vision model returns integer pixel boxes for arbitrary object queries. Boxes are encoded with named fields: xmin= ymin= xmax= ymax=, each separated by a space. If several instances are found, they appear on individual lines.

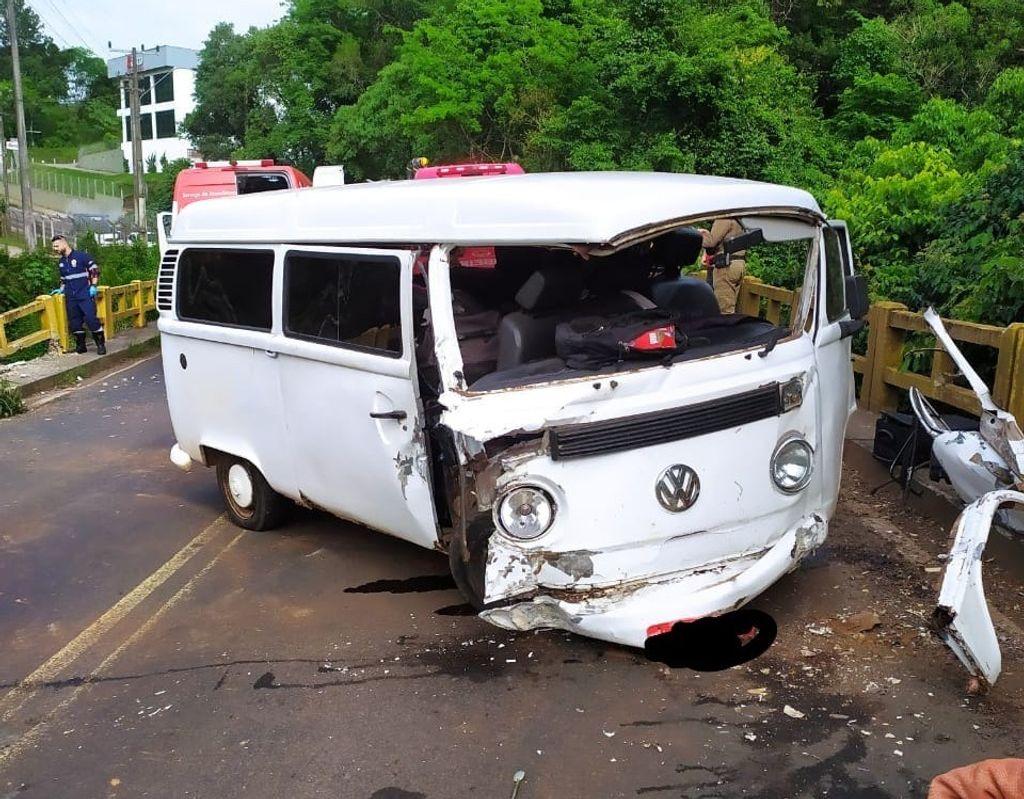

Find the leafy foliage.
xmin=0 ymin=2 xmax=118 ymax=147
xmin=175 ymin=0 xmax=1024 ymax=323
xmin=0 ymin=379 xmax=25 ymax=418
xmin=0 ymin=239 xmax=158 ymax=313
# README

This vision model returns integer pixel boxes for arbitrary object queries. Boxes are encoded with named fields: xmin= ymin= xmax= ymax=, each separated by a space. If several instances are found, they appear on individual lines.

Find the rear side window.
xmin=237 ymin=173 xmax=290 ymax=194
xmin=284 ymin=251 xmax=403 ymax=356
xmin=176 ymin=248 xmax=274 ymax=330
xmin=822 ymin=227 xmax=846 ymax=323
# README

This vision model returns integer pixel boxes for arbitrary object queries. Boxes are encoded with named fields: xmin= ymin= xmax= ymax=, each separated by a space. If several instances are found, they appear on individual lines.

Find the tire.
xmin=448 ymin=528 xmax=488 ymax=611
xmin=216 ymin=457 xmax=288 ymax=531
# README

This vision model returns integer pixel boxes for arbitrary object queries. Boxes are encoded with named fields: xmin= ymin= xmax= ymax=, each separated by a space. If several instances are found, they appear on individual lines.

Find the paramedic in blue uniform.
xmin=51 ymin=235 xmax=106 ymax=355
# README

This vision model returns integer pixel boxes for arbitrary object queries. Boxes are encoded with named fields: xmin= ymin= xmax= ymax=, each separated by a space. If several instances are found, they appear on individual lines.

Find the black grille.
xmin=157 ymin=249 xmax=179 ymax=311
xmin=549 ymin=383 xmax=782 ymax=460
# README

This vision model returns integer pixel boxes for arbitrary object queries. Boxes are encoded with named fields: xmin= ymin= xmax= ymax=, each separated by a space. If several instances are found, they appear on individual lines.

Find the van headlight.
xmin=495 ymin=486 xmax=555 ymax=540
xmin=771 ymin=436 xmax=814 ymax=493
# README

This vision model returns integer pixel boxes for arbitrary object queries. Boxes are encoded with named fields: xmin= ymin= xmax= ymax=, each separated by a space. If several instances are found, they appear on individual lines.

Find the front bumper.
xmin=480 ymin=513 xmax=827 ymax=648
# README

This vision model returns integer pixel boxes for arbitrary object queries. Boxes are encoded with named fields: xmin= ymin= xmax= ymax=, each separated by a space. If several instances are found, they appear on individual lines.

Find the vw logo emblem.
xmin=655 ymin=464 xmax=700 ymax=512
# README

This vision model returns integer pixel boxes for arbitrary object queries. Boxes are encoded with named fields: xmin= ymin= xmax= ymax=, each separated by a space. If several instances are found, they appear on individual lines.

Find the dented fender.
xmin=934 ymin=489 xmax=1024 ymax=688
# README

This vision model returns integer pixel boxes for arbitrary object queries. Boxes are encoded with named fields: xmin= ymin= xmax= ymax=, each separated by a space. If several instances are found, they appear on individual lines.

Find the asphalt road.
xmin=2 ymin=355 xmax=1024 ymax=798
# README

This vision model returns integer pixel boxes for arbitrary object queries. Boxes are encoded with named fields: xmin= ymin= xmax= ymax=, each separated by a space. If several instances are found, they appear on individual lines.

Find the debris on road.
xmin=839 ymin=610 xmax=882 ymax=633
xmin=510 ymin=769 xmax=526 ymax=799
xmin=783 ymin=705 xmax=805 ymax=719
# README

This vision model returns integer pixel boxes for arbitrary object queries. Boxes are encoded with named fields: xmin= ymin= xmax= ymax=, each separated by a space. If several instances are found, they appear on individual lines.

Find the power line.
xmin=49 ymin=0 xmax=103 ymax=54
xmin=24 ymin=1 xmax=73 ymax=49
xmin=32 ymin=0 xmax=95 ymax=53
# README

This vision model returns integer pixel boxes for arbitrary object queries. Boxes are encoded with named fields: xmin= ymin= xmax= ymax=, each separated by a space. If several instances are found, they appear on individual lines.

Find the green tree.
xmin=182 ymin=23 xmax=259 ymax=159
xmin=833 ymin=72 xmax=924 ymax=140
xmin=185 ymin=1 xmax=430 ymax=170
xmin=826 ymin=140 xmax=969 ymax=304
xmin=984 ymin=68 xmax=1024 ymax=136
xmin=330 ymin=0 xmax=834 ymax=187
xmin=917 ymin=148 xmax=1024 ymax=324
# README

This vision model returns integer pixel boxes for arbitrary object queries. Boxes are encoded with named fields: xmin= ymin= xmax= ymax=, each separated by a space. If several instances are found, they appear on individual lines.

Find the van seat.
xmin=496 ymin=268 xmax=653 ymax=370
xmin=650 ymin=276 xmax=720 ymax=322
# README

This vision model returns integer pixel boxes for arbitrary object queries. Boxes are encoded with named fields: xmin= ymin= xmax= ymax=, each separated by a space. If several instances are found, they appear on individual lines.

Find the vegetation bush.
xmin=0 ymin=238 xmax=158 ymax=313
xmin=0 ymin=379 xmax=25 ymax=418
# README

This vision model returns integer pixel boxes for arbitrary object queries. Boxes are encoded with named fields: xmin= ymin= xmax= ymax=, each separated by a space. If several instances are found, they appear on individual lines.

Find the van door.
xmin=273 ymin=246 xmax=438 ymax=549
xmin=815 ymin=221 xmax=858 ymax=511
xmin=163 ymin=245 xmax=299 ymax=499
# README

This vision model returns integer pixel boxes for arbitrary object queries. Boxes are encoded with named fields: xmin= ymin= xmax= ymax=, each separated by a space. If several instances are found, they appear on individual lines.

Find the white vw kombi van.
xmin=158 ymin=172 xmax=866 ymax=649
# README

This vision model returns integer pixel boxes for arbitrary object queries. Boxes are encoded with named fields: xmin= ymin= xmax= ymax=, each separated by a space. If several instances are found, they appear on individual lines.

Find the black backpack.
xmin=554 ymin=309 xmax=689 ymax=370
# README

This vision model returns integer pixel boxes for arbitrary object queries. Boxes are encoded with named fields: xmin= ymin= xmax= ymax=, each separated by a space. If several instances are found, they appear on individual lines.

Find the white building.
xmin=107 ymin=46 xmax=198 ymax=173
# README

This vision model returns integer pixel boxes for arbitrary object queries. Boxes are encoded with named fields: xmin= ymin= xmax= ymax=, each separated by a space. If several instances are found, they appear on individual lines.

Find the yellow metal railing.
xmin=0 ymin=279 xmax=157 ymax=358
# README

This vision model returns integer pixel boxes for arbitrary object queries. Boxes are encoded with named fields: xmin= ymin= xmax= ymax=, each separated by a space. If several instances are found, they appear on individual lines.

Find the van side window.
xmin=284 ymin=251 xmax=403 ymax=356
xmin=237 ymin=173 xmax=290 ymax=194
xmin=822 ymin=227 xmax=846 ymax=322
xmin=176 ymin=248 xmax=274 ymax=331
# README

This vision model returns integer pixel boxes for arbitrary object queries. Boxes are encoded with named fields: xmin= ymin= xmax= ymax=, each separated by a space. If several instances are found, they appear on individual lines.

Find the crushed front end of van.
xmin=443 ymin=380 xmax=833 ymax=649
xmin=423 ymin=215 xmax=859 ymax=649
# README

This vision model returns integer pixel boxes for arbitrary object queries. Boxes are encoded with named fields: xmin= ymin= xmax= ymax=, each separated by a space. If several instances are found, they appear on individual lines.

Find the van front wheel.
xmin=216 ymin=458 xmax=287 ymax=531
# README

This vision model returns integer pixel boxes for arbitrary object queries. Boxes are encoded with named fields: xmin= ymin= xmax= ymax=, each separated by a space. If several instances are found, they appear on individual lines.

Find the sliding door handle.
xmin=370 ymin=410 xmax=407 ymax=421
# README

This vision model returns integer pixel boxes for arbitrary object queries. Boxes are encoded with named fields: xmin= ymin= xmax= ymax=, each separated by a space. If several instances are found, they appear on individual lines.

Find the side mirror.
xmin=845 ymin=275 xmax=869 ymax=320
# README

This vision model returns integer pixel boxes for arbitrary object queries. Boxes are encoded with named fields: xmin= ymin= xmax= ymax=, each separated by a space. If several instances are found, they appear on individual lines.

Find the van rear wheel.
xmin=216 ymin=457 xmax=287 ymax=531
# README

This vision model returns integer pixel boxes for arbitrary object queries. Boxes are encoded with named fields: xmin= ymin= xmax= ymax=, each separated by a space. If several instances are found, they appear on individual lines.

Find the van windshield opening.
xmin=434 ymin=223 xmax=815 ymax=392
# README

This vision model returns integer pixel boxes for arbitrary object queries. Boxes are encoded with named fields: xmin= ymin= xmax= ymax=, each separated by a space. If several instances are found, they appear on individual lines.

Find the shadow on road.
xmin=644 ymin=609 xmax=777 ymax=671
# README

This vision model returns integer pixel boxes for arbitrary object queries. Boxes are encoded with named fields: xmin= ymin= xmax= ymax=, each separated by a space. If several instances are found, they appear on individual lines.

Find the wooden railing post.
xmin=864 ymin=301 xmax=907 ymax=413
xmin=132 ymin=280 xmax=146 ymax=328
xmin=97 ymin=286 xmax=114 ymax=340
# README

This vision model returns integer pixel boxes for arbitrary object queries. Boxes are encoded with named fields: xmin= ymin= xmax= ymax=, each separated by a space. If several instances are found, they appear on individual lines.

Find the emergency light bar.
xmin=194 ymin=159 xmax=276 ymax=169
xmin=436 ymin=163 xmax=509 ymax=177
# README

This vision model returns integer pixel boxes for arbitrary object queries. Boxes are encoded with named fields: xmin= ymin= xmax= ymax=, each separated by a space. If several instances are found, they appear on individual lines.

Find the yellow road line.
xmin=0 ymin=530 xmax=246 ymax=770
xmin=0 ymin=514 xmax=227 ymax=722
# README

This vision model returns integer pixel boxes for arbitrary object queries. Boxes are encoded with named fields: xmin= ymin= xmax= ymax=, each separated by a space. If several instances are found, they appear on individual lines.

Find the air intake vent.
xmin=157 ymin=249 xmax=179 ymax=312
xmin=549 ymin=383 xmax=782 ymax=460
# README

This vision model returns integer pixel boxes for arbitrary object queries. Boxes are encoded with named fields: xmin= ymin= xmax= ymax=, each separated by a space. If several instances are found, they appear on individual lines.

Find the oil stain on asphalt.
xmin=344 ymin=575 xmax=456 ymax=594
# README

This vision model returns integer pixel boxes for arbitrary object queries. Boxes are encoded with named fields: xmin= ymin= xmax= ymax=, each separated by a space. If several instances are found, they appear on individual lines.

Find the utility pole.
xmin=128 ymin=47 xmax=146 ymax=237
xmin=0 ymin=114 xmax=9 ymax=229
xmin=6 ymin=0 xmax=34 ymax=248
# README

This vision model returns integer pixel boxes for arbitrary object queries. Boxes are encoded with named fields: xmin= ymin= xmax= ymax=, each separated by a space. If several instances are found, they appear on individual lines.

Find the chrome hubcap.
xmin=227 ymin=464 xmax=254 ymax=509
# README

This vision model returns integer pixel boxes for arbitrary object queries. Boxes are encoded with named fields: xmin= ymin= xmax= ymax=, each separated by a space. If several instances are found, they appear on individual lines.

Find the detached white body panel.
xmin=935 ymin=490 xmax=1024 ymax=687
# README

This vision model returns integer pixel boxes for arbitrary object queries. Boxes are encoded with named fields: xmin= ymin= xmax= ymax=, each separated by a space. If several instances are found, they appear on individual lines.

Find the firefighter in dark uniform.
xmin=51 ymin=235 xmax=106 ymax=355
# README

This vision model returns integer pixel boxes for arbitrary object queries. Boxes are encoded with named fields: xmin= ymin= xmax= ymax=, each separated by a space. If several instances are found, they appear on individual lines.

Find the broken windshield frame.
xmin=426 ymin=216 xmax=821 ymax=397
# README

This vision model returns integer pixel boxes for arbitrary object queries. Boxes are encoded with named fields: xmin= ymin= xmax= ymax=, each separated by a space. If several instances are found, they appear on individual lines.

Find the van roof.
xmin=170 ymin=171 xmax=823 ymax=248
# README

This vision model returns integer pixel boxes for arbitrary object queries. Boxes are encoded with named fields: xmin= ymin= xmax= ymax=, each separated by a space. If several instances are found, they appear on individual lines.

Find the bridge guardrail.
xmin=0 ymin=279 xmax=156 ymax=358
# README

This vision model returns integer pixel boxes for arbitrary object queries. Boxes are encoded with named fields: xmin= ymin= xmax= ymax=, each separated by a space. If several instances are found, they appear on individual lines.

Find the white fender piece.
xmin=169 ymin=443 xmax=193 ymax=473
xmin=934 ymin=489 xmax=1024 ymax=687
